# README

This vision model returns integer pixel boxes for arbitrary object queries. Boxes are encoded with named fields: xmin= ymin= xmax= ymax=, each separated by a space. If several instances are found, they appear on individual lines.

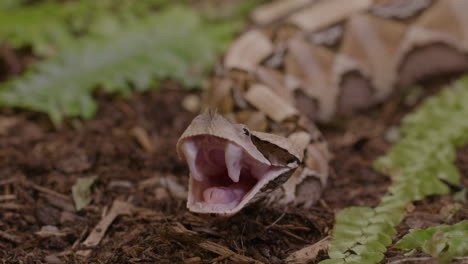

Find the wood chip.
xmin=0 ymin=194 xmax=16 ymax=202
xmin=181 ymin=94 xmax=201 ymax=113
xmin=35 ymin=225 xmax=66 ymax=238
xmin=224 ymin=30 xmax=274 ymax=72
xmin=44 ymin=255 xmax=62 ymax=264
xmin=131 ymin=126 xmax=154 ymax=153
xmin=251 ymin=0 xmax=312 ymax=25
xmin=286 ymin=236 xmax=330 ymax=264
xmin=77 ymin=200 xmax=134 ymax=258
xmin=0 ymin=230 xmax=22 ymax=244
xmin=289 ymin=0 xmax=372 ymax=32
xmin=0 ymin=203 xmax=25 ymax=210
xmin=245 ymin=84 xmax=298 ymax=123
xmin=184 ymin=257 xmax=201 ymax=264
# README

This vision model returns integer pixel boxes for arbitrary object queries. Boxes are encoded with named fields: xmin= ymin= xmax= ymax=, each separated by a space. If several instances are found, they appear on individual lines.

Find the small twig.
xmin=72 ymin=226 xmax=89 ymax=250
xmin=184 ymin=257 xmax=201 ymax=264
xmin=0 ymin=231 xmax=22 ymax=244
xmin=76 ymin=201 xmax=134 ymax=258
xmin=0 ymin=194 xmax=16 ymax=202
xmin=277 ymin=229 xmax=308 ymax=243
xmin=131 ymin=126 xmax=154 ymax=153
xmin=0 ymin=203 xmax=25 ymax=210
xmin=266 ymin=212 xmax=286 ymax=229
xmin=210 ymin=253 xmax=234 ymax=263
xmin=0 ymin=178 xmax=17 ymax=186
xmin=28 ymin=182 xmax=71 ymax=201
xmin=275 ymin=224 xmax=311 ymax=231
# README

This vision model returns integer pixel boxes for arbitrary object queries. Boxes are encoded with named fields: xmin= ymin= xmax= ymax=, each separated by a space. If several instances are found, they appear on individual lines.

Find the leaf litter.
xmin=0 ymin=81 xmax=467 ymax=263
xmin=72 ymin=175 xmax=98 ymax=211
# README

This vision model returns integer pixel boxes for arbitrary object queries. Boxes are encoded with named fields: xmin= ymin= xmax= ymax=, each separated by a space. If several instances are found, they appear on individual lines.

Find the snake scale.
xmin=177 ymin=0 xmax=468 ymax=217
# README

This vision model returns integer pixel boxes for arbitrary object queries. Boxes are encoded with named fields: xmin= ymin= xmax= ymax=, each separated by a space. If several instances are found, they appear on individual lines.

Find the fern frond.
xmin=0 ymin=0 xmax=25 ymax=10
xmin=321 ymin=76 xmax=468 ymax=264
xmin=395 ymin=220 xmax=468 ymax=264
xmin=0 ymin=6 xmax=239 ymax=124
xmin=0 ymin=2 xmax=74 ymax=55
xmin=0 ymin=0 xmax=172 ymax=55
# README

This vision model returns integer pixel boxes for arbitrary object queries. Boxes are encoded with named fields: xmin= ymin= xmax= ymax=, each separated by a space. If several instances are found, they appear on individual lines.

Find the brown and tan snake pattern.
xmin=177 ymin=0 xmax=468 ymax=216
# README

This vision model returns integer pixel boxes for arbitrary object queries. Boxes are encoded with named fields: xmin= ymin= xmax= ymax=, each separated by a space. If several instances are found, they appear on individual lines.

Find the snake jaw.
xmin=176 ymin=111 xmax=301 ymax=216
xmin=179 ymin=135 xmax=291 ymax=216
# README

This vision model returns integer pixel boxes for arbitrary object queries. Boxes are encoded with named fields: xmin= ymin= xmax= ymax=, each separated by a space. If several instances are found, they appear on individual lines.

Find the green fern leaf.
xmin=395 ymin=221 xmax=468 ymax=264
xmin=0 ymin=6 xmax=239 ymax=124
xmin=0 ymin=2 xmax=75 ymax=55
xmin=321 ymin=76 xmax=468 ymax=264
xmin=0 ymin=0 xmax=173 ymax=55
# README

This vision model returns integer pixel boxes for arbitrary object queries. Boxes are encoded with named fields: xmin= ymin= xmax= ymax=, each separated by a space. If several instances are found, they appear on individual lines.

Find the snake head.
xmin=176 ymin=110 xmax=302 ymax=217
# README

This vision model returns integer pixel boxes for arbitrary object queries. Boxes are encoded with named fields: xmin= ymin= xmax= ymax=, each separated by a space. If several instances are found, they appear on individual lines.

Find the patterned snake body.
xmin=177 ymin=0 xmax=468 ymax=216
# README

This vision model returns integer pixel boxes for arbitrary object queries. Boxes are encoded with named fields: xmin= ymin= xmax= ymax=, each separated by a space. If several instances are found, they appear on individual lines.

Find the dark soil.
xmin=0 ymin=81 xmax=466 ymax=264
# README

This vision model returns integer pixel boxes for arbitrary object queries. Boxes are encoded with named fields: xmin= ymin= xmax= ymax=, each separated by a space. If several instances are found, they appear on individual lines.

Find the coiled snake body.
xmin=177 ymin=0 xmax=468 ymax=216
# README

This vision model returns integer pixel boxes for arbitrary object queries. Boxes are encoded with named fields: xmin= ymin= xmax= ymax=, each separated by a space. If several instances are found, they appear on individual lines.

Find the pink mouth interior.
xmin=181 ymin=136 xmax=284 ymax=212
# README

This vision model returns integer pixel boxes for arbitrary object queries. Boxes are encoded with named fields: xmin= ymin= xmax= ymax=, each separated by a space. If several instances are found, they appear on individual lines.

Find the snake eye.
xmin=243 ymin=128 xmax=250 ymax=136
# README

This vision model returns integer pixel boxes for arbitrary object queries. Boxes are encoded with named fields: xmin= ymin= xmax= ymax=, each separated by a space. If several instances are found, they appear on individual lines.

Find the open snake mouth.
xmin=179 ymin=135 xmax=290 ymax=215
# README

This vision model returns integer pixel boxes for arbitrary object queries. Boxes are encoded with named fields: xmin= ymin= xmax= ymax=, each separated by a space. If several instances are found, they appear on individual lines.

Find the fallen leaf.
xmin=454 ymin=189 xmax=467 ymax=204
xmin=286 ymin=236 xmax=329 ymax=263
xmin=72 ymin=175 xmax=98 ymax=211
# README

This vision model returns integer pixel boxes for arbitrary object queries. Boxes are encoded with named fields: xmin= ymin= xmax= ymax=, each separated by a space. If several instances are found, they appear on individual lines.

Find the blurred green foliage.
xmin=0 ymin=0 xmax=171 ymax=55
xmin=0 ymin=0 xmax=263 ymax=123
xmin=396 ymin=221 xmax=468 ymax=264
xmin=321 ymin=76 xmax=468 ymax=264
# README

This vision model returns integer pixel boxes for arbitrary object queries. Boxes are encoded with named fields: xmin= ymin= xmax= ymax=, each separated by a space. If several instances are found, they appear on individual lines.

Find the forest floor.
xmin=0 ymin=75 xmax=467 ymax=263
